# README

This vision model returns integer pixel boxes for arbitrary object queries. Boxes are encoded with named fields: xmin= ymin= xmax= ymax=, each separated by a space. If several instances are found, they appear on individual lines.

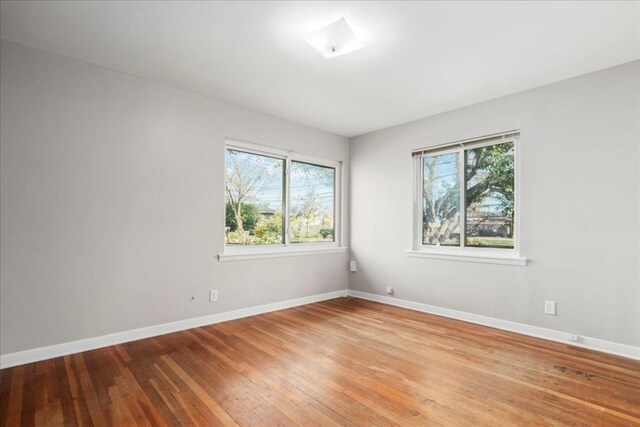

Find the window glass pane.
xmin=225 ymin=149 xmax=284 ymax=245
xmin=290 ymin=161 xmax=335 ymax=243
xmin=465 ymin=142 xmax=515 ymax=248
xmin=423 ymin=153 xmax=460 ymax=246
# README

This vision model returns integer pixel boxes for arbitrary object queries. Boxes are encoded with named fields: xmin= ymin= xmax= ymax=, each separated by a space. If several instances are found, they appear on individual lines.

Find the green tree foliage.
xmin=225 ymin=202 xmax=260 ymax=232
xmin=465 ymin=142 xmax=514 ymax=229
xmin=264 ymin=211 xmax=283 ymax=235
xmin=423 ymin=142 xmax=515 ymax=244
xmin=252 ymin=211 xmax=283 ymax=244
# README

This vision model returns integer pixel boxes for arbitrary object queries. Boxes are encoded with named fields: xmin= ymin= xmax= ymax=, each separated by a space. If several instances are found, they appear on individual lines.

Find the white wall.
xmin=349 ymin=61 xmax=640 ymax=347
xmin=0 ymin=40 xmax=349 ymax=355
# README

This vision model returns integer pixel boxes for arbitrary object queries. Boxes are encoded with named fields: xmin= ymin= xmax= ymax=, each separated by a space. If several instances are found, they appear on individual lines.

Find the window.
xmin=464 ymin=143 xmax=515 ymax=249
xmin=224 ymin=139 xmax=341 ymax=254
xmin=411 ymin=131 xmax=524 ymax=265
xmin=289 ymin=161 xmax=336 ymax=243
xmin=225 ymin=149 xmax=285 ymax=246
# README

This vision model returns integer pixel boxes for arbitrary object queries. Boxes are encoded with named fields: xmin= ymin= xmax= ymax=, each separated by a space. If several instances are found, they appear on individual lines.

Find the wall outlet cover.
xmin=544 ymin=300 xmax=556 ymax=315
xmin=209 ymin=289 xmax=218 ymax=302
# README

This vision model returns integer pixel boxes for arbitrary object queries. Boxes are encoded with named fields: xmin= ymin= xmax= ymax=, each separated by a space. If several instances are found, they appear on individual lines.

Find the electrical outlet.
xmin=385 ymin=286 xmax=394 ymax=295
xmin=349 ymin=260 xmax=357 ymax=272
xmin=544 ymin=300 xmax=556 ymax=315
xmin=209 ymin=289 xmax=218 ymax=302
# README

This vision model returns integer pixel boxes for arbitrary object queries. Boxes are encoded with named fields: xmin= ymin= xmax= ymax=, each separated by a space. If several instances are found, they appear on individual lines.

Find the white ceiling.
xmin=1 ymin=1 xmax=639 ymax=137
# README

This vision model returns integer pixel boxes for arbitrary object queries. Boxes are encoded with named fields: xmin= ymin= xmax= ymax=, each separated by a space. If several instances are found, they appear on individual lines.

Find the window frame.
xmin=410 ymin=132 xmax=526 ymax=266
xmin=221 ymin=138 xmax=343 ymax=259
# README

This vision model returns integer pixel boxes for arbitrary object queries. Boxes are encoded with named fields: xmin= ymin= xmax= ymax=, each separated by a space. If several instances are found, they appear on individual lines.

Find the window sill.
xmin=405 ymin=249 xmax=527 ymax=266
xmin=219 ymin=246 xmax=348 ymax=262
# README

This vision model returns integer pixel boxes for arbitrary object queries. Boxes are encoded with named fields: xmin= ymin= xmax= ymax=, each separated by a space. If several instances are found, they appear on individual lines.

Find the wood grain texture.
xmin=1 ymin=297 xmax=639 ymax=426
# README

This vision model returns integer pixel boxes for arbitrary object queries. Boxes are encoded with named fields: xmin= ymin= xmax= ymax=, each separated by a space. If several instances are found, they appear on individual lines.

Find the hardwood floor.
xmin=1 ymin=297 xmax=639 ymax=426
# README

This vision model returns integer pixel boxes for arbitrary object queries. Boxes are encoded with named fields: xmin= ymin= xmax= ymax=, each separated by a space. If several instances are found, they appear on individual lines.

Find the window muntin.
xmin=417 ymin=136 xmax=517 ymax=252
xmin=290 ymin=161 xmax=336 ymax=243
xmin=224 ymin=141 xmax=340 ymax=249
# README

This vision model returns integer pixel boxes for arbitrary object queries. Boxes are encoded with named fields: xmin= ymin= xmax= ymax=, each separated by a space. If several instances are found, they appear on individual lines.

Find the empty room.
xmin=1 ymin=1 xmax=639 ymax=425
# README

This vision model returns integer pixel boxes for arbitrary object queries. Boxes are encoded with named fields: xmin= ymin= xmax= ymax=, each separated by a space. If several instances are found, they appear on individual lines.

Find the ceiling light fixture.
xmin=304 ymin=18 xmax=365 ymax=59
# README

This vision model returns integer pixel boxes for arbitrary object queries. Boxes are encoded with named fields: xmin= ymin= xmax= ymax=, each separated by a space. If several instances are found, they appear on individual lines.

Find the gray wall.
xmin=2 ymin=38 xmax=638 ymax=355
xmin=349 ymin=61 xmax=640 ymax=347
xmin=0 ymin=40 xmax=349 ymax=355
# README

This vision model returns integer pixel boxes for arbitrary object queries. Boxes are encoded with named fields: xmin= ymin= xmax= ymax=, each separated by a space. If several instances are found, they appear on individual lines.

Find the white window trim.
xmin=220 ymin=138 xmax=343 ymax=261
xmin=409 ymin=131 xmax=526 ymax=266
xmin=219 ymin=246 xmax=348 ymax=262
xmin=405 ymin=249 xmax=526 ymax=266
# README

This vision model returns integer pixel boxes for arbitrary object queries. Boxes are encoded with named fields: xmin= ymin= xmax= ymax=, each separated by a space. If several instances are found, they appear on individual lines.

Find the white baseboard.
xmin=347 ymin=290 xmax=640 ymax=361
xmin=0 ymin=289 xmax=348 ymax=369
xmin=3 ymin=288 xmax=637 ymax=369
